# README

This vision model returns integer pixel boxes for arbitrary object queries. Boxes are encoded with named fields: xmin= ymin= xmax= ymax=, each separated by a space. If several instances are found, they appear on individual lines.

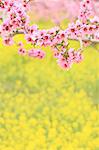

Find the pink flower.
xmin=68 ymin=48 xmax=74 ymax=58
xmin=81 ymin=24 xmax=89 ymax=35
xmin=56 ymin=48 xmax=83 ymax=70
xmin=18 ymin=42 xmax=24 ymax=47
xmin=68 ymin=23 xmax=76 ymax=36
xmin=83 ymin=41 xmax=91 ymax=47
xmin=28 ymin=49 xmax=45 ymax=59
xmin=57 ymin=56 xmax=72 ymax=70
xmin=18 ymin=48 xmax=26 ymax=56
xmin=74 ymin=51 xmax=83 ymax=63
xmin=3 ymin=37 xmax=14 ymax=46
xmin=37 ymin=50 xmax=45 ymax=59
xmin=25 ymin=35 xmax=33 ymax=43
xmin=52 ymin=49 xmax=60 ymax=58
xmin=27 ymin=25 xmax=38 ymax=34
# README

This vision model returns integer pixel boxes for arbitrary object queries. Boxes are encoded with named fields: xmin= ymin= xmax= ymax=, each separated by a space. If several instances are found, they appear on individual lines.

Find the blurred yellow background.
xmin=0 ymin=21 xmax=99 ymax=150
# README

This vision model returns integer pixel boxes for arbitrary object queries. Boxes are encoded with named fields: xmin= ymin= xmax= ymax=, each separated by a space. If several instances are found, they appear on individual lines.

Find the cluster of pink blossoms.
xmin=18 ymin=47 xmax=45 ymax=59
xmin=18 ymin=41 xmax=45 ymax=59
xmin=0 ymin=0 xmax=29 ymax=45
xmin=0 ymin=0 xmax=99 ymax=70
xmin=56 ymin=48 xmax=83 ymax=70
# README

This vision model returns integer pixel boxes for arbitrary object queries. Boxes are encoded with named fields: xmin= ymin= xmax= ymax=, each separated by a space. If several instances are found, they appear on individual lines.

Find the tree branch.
xmin=68 ymin=37 xmax=99 ymax=44
xmin=12 ymin=30 xmax=99 ymax=44
xmin=25 ymin=0 xmax=33 ymax=3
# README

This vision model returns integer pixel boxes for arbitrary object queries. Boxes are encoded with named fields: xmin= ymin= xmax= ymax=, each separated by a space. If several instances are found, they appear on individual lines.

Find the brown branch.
xmin=12 ymin=30 xmax=99 ymax=44
xmin=25 ymin=0 xmax=33 ymax=4
xmin=68 ymin=37 xmax=99 ymax=44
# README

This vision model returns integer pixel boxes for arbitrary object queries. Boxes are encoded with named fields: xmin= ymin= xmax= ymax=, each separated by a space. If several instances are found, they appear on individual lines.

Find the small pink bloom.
xmin=74 ymin=51 xmax=83 ymax=63
xmin=57 ymin=56 xmax=72 ymax=70
xmin=3 ymin=37 xmax=14 ymax=46
xmin=28 ymin=49 xmax=45 ymax=59
xmin=18 ymin=42 xmax=24 ymax=47
xmin=18 ymin=48 xmax=26 ymax=56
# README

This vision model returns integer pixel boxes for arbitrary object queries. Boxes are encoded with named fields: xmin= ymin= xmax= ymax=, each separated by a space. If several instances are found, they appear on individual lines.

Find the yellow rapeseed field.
xmin=0 ymin=21 xmax=99 ymax=150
